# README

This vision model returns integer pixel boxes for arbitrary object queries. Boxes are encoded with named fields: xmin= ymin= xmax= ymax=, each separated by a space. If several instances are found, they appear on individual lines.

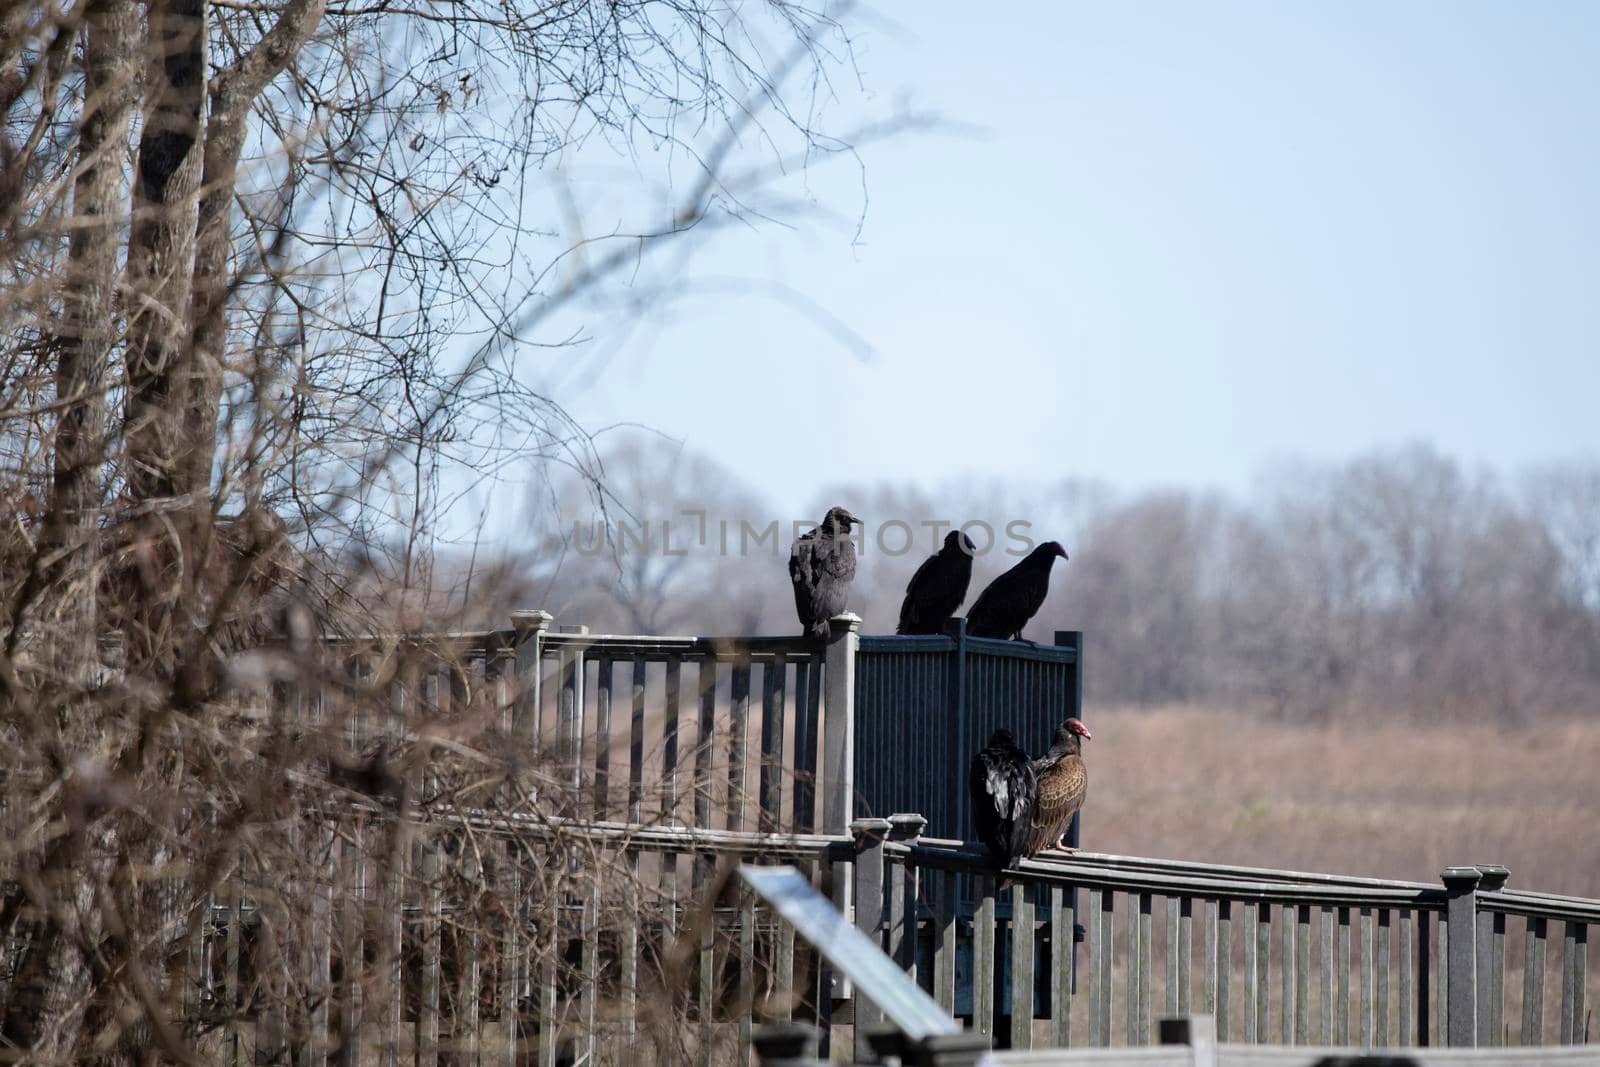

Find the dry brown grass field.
xmin=1083 ymin=706 xmax=1600 ymax=898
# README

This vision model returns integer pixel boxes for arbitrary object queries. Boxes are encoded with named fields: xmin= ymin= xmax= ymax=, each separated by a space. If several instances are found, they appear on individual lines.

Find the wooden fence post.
xmin=824 ymin=610 xmax=861 ymax=1006
xmin=1158 ymin=1014 xmax=1218 ymax=1067
xmin=1442 ymin=865 xmax=1482 ymax=1047
xmin=1474 ymin=863 xmax=1509 ymax=1047
xmin=509 ymin=609 xmax=552 ymax=746
xmin=822 ymin=613 xmax=861 ymax=837
xmin=852 ymin=817 xmax=892 ymax=1062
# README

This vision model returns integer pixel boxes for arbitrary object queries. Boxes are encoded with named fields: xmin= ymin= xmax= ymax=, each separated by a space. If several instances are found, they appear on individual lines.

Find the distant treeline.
xmin=455 ymin=438 xmax=1600 ymax=721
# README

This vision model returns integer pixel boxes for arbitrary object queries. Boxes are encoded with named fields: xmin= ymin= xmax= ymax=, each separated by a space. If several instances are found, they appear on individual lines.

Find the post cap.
xmin=509 ymin=609 xmax=553 ymax=632
xmin=1474 ymin=864 xmax=1511 ymax=891
xmin=1441 ymin=865 xmax=1483 ymax=889
xmin=749 ymin=1021 xmax=821 ymax=1063
xmin=887 ymin=813 xmax=928 ymax=840
xmin=850 ymin=816 xmax=892 ymax=840
xmin=828 ymin=611 xmax=863 ymax=633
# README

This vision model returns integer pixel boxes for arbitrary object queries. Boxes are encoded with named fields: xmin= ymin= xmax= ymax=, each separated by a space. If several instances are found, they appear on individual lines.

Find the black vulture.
xmin=788 ymin=506 xmax=861 ymax=639
xmin=968 ymin=728 xmax=1036 ymax=877
xmin=896 ymin=530 xmax=976 ymax=635
xmin=1025 ymin=718 xmax=1091 ymax=857
xmin=964 ymin=540 xmax=1068 ymax=639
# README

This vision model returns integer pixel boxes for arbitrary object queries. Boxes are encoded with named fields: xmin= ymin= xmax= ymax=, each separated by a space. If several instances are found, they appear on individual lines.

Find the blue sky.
xmin=497 ymin=1 xmax=1600 ymax=524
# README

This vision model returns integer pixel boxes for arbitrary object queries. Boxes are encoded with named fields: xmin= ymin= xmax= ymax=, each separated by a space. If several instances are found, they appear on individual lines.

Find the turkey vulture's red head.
xmin=822 ymin=506 xmax=861 ymax=533
xmin=1048 ymin=717 xmax=1092 ymax=756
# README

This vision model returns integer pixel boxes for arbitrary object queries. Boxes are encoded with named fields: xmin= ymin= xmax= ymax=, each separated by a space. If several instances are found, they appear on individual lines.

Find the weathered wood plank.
xmin=498 ymin=841 xmax=523 ymax=1066
xmin=1012 ymin=882 xmax=1037 ymax=1049
xmin=1282 ymin=903 xmax=1295 ymax=1045
xmin=1337 ymin=905 xmax=1352 ymax=1045
xmin=1401 ymin=909 xmax=1414 ymax=1048
xmin=1051 ymin=883 xmax=1073 ymax=1047
xmin=1242 ymin=900 xmax=1257 ymax=1045
xmin=1167 ymin=897 xmax=1181 ymax=1019
xmin=1139 ymin=892 xmax=1154 ymax=1044
xmin=1360 ymin=907 xmax=1374 ymax=1047
xmin=417 ymin=836 xmax=442 ymax=1067
xmin=662 ymin=656 xmax=683 ymax=820
xmin=1255 ymin=901 xmax=1271 ymax=1044
xmin=594 ymin=656 xmax=613 ymax=817
xmin=791 ymin=656 xmax=817 ymax=833
xmin=758 ymin=655 xmax=787 ymax=831
xmin=936 ymin=869 xmax=958 ymax=1015
xmin=1377 ymin=908 xmax=1392 ymax=1047
xmin=1217 ymin=899 xmax=1232 ymax=1042
xmin=738 ymin=887 xmax=756 ymax=1067
xmin=1204 ymin=899 xmax=1219 ymax=1019
xmin=621 ymin=849 xmax=639 ymax=1042
xmin=695 ymin=657 xmax=717 ymax=828
xmin=1100 ymin=888 xmax=1115 ymax=1047
xmin=628 ymin=656 xmax=647 ymax=823
xmin=727 ymin=657 xmax=751 ymax=832
xmin=1418 ymin=908 xmax=1432 ymax=1047
xmin=1321 ymin=907 xmax=1334 ymax=1046
xmin=975 ymin=877 xmax=997 ymax=1038
xmin=1128 ymin=891 xmax=1143 ymax=1045
xmin=1087 ymin=888 xmax=1104 ymax=1046
xmin=1490 ymin=911 xmax=1506 ymax=1047
xmin=1180 ymin=896 xmax=1194 ymax=1017
xmin=1522 ymin=916 xmax=1545 ymax=1046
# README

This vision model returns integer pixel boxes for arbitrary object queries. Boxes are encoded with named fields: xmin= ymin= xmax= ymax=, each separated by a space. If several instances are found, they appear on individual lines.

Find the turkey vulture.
xmin=968 ymin=728 xmax=1037 ymax=876
xmin=965 ymin=541 xmax=1068 ymax=639
xmin=1025 ymin=718 xmax=1091 ymax=856
xmin=896 ymin=530 xmax=976 ymax=635
xmin=788 ymin=506 xmax=861 ymax=639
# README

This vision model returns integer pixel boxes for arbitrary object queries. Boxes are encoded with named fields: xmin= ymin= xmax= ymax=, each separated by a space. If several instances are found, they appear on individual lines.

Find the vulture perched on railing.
xmin=968 ymin=728 xmax=1036 ymax=878
xmin=965 ymin=540 xmax=1068 ymax=639
xmin=788 ymin=506 xmax=861 ymax=639
xmin=896 ymin=530 xmax=976 ymax=635
xmin=1025 ymin=717 xmax=1091 ymax=857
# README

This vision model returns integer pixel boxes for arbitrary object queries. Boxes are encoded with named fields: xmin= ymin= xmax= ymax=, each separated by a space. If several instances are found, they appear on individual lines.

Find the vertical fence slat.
xmin=1166 ymin=897 xmax=1180 ymax=1019
xmin=758 ymin=655 xmax=786 ymax=831
xmin=936 ymin=869 xmax=957 ymax=1014
xmin=1560 ymin=921 xmax=1577 ymax=1044
xmin=1400 ymin=909 xmax=1414 ymax=1048
xmin=694 ymin=656 xmax=717 ymax=828
xmin=1203 ymin=898 xmax=1218 ymax=1018
xmin=1139 ymin=893 xmax=1153 ymax=1045
xmin=1418 ymin=909 xmax=1431 ymax=1048
xmin=1255 ymin=901 xmax=1270 ymax=1044
xmin=738 ymin=887 xmax=756 ymax=1067
xmin=1376 ymin=909 xmax=1391 ymax=1047
xmin=498 ymin=841 xmax=522 ymax=1066
xmin=594 ymin=656 xmax=612 ymax=817
xmin=1491 ymin=911 xmax=1506 ymax=1047
xmin=417 ymin=836 xmax=441 ymax=1067
xmin=727 ymin=657 xmax=751 ymax=832
xmin=1522 ymin=916 xmax=1546 ymax=1046
xmin=1086 ymin=888 xmax=1103 ymax=1047
xmin=1217 ymin=899 xmax=1231 ymax=1042
xmin=1099 ymin=890 xmax=1114 ymax=1046
xmin=1282 ymin=903 xmax=1295 ymax=1045
xmin=1320 ymin=907 xmax=1334 ymax=1046
xmin=1050 ymin=883 xmax=1072 ymax=1047
xmin=792 ymin=656 xmax=818 ymax=833
xmin=1179 ymin=896 xmax=1193 ymax=1016
xmin=621 ymin=849 xmax=639 ymax=1043
xmin=1359 ymin=907 xmax=1374 ymax=1047
xmin=974 ymin=879 xmax=996 ymax=1038
xmin=1241 ymin=899 xmax=1256 ymax=1045
xmin=1336 ymin=905 xmax=1352 ymax=1045
xmin=628 ymin=657 xmax=646 ymax=823
xmin=1011 ymin=882 xmax=1036 ymax=1050
xmin=1126 ymin=891 xmax=1142 ymax=1045
xmin=662 ymin=656 xmax=682 ymax=821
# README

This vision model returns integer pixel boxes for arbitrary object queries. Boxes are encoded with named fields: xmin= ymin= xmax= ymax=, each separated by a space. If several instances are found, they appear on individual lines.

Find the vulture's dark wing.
xmin=788 ymin=533 xmax=817 ymax=633
xmin=969 ymin=746 xmax=1036 ymax=869
xmin=1025 ymin=756 xmax=1086 ymax=857
xmin=967 ymin=564 xmax=1048 ymax=639
xmin=897 ymin=551 xmax=944 ymax=633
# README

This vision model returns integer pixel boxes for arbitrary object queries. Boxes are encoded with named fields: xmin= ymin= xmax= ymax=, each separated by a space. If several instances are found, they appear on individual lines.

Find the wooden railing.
xmin=848 ymin=823 xmax=1596 ymax=1054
